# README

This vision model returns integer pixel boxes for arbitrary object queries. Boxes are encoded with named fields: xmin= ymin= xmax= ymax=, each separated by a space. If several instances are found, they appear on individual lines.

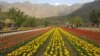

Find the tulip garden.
xmin=0 ymin=27 xmax=100 ymax=56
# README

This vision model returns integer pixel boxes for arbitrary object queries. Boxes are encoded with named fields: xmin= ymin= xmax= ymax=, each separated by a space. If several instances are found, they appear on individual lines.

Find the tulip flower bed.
xmin=43 ymin=28 xmax=69 ymax=56
xmin=62 ymin=27 xmax=100 ymax=44
xmin=0 ymin=28 xmax=49 ymax=55
xmin=60 ymin=28 xmax=100 ymax=56
xmin=1 ymin=27 xmax=100 ymax=56
xmin=7 ymin=28 xmax=54 ymax=56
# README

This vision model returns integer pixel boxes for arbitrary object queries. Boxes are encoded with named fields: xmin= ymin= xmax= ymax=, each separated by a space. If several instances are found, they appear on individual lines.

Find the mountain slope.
xmin=69 ymin=0 xmax=100 ymax=19
xmin=0 ymin=1 xmax=82 ymax=18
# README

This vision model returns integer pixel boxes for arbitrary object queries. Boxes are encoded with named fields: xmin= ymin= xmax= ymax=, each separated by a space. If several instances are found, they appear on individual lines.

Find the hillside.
xmin=68 ymin=0 xmax=100 ymax=19
xmin=0 ymin=1 xmax=82 ymax=18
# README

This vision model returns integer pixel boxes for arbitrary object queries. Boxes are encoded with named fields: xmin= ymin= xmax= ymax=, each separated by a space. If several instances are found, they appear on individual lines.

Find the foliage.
xmin=43 ymin=21 xmax=50 ymax=27
xmin=6 ymin=8 xmax=26 ymax=27
xmin=1 ymin=8 xmax=38 ymax=28
xmin=22 ymin=17 xmax=37 ymax=27
xmin=89 ymin=9 xmax=100 ymax=25
xmin=68 ymin=16 xmax=83 ymax=25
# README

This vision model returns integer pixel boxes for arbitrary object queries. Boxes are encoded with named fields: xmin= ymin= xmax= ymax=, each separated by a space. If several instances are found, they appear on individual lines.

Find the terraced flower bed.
xmin=0 ymin=27 xmax=100 ymax=56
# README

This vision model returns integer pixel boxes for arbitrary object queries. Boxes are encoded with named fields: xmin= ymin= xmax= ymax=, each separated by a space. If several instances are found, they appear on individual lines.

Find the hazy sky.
xmin=0 ymin=0 xmax=94 ymax=5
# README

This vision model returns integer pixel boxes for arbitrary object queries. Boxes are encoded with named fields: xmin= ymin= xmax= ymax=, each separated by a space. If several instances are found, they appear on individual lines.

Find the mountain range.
xmin=0 ymin=1 xmax=82 ymax=18
xmin=69 ymin=0 xmax=100 ymax=19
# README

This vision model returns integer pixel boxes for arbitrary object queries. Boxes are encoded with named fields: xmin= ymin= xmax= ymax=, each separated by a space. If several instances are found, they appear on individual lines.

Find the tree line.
xmin=0 ymin=8 xmax=100 ymax=31
xmin=0 ymin=8 xmax=50 ymax=31
xmin=66 ymin=9 xmax=100 ymax=28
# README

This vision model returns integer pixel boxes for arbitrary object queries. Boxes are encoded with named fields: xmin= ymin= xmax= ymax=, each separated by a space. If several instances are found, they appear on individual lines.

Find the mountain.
xmin=69 ymin=0 xmax=100 ymax=19
xmin=0 ymin=1 xmax=82 ymax=18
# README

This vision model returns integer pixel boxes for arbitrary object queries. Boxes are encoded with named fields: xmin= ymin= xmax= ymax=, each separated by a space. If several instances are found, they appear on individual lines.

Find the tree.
xmin=0 ymin=8 xmax=6 ymax=30
xmin=7 ymin=8 xmax=17 ymax=21
xmin=68 ymin=16 xmax=83 ymax=27
xmin=7 ymin=8 xmax=27 ymax=28
xmin=89 ymin=9 xmax=100 ymax=26
xmin=22 ymin=17 xmax=36 ymax=27
xmin=15 ymin=10 xmax=26 ymax=27
xmin=0 ymin=8 xmax=7 ymax=21
xmin=43 ymin=21 xmax=50 ymax=27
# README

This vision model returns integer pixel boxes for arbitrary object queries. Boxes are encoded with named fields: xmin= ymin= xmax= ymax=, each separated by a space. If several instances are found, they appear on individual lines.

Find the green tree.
xmin=22 ymin=17 xmax=36 ymax=27
xmin=43 ymin=21 xmax=50 ymax=27
xmin=0 ymin=8 xmax=7 ymax=30
xmin=68 ymin=16 xmax=83 ymax=27
xmin=0 ymin=8 xmax=7 ymax=21
xmin=7 ymin=8 xmax=26 ymax=27
xmin=15 ymin=10 xmax=26 ymax=27
xmin=7 ymin=8 xmax=17 ymax=21
xmin=89 ymin=9 xmax=100 ymax=26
